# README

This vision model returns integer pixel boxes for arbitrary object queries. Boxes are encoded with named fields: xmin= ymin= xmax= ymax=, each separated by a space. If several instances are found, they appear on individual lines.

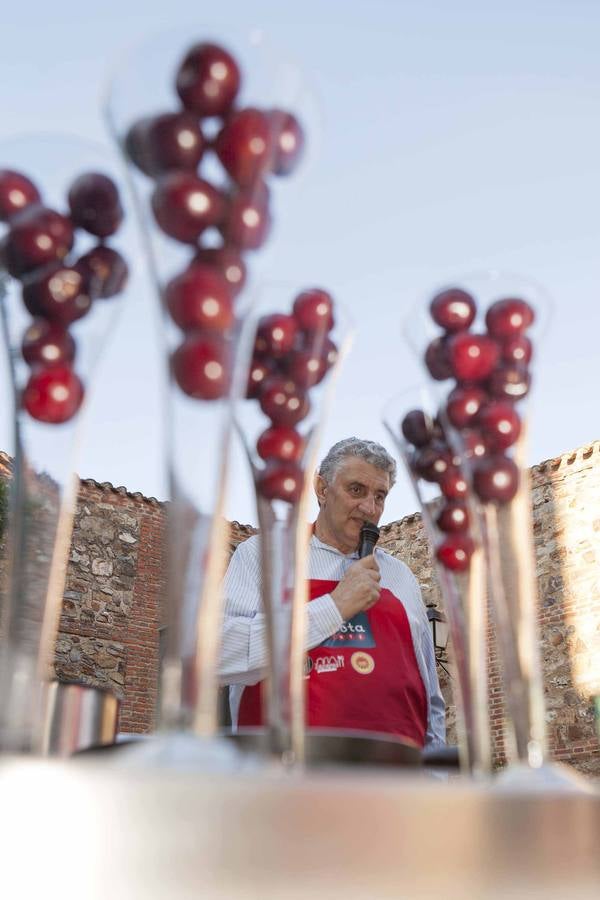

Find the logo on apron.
xmin=351 ymin=651 xmax=375 ymax=675
xmin=320 ymin=612 xmax=376 ymax=648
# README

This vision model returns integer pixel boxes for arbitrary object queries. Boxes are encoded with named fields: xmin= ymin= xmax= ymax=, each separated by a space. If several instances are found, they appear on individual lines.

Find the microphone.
xmin=358 ymin=521 xmax=380 ymax=558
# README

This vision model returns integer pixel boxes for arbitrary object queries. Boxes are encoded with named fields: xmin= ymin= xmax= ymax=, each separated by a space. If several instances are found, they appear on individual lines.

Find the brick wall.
xmin=1 ymin=442 xmax=598 ymax=774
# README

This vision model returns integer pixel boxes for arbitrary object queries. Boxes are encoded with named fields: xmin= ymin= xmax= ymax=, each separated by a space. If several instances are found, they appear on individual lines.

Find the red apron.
xmin=238 ymin=578 xmax=428 ymax=747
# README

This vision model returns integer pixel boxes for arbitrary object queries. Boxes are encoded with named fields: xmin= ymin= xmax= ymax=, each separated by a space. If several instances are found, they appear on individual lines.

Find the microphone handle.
xmin=359 ymin=537 xmax=377 ymax=559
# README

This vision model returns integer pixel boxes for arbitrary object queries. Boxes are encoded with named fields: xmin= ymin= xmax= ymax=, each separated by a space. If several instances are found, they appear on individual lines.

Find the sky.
xmin=0 ymin=0 xmax=599 ymax=527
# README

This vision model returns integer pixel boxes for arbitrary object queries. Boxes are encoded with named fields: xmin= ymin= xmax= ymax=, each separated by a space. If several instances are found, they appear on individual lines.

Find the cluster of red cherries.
xmin=124 ymin=41 xmax=304 ymax=401
xmin=401 ymin=287 xmax=535 ymax=572
xmin=0 ymin=168 xmax=128 ymax=424
xmin=246 ymin=288 xmax=338 ymax=504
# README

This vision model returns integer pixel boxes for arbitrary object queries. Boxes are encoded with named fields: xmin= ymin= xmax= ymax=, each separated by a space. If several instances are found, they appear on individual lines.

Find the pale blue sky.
xmin=1 ymin=1 xmax=599 ymax=526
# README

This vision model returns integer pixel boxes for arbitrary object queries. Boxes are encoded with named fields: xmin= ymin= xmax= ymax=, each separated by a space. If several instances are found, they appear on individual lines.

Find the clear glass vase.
xmin=383 ymin=386 xmax=490 ymax=777
xmin=0 ymin=133 xmax=132 ymax=753
xmin=233 ymin=281 xmax=353 ymax=763
xmin=104 ymin=27 xmax=318 ymax=756
xmin=403 ymin=271 xmax=589 ymax=789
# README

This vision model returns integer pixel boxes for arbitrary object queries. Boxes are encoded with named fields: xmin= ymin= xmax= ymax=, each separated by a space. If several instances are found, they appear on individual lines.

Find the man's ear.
xmin=314 ymin=473 xmax=327 ymax=508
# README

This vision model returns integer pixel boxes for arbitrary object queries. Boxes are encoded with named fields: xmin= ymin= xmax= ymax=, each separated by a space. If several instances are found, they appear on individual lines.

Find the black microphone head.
xmin=358 ymin=521 xmax=380 ymax=557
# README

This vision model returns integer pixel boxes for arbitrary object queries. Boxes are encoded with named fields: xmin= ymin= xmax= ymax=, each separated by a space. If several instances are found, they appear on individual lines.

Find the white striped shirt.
xmin=219 ymin=533 xmax=446 ymax=746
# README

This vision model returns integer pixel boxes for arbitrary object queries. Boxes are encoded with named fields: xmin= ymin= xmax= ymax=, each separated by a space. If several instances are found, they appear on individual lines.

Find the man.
xmin=219 ymin=437 xmax=445 ymax=748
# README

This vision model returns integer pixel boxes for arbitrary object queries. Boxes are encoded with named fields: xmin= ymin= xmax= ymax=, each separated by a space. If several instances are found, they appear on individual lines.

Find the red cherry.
xmin=4 ymin=206 xmax=74 ymax=278
xmin=76 ymin=246 xmax=128 ymax=299
xmin=501 ymin=334 xmax=532 ymax=366
xmin=176 ymin=42 xmax=241 ymax=118
xmin=22 ymin=264 xmax=92 ymax=325
xmin=436 ymin=501 xmax=469 ymax=533
xmin=0 ymin=169 xmax=41 ymax=221
xmin=401 ymin=409 xmax=435 ymax=447
xmin=460 ymin=428 xmax=490 ymax=461
xmin=439 ymin=468 xmax=469 ymax=500
xmin=430 ymin=288 xmax=476 ymax=333
xmin=152 ymin=172 xmax=224 ymax=244
xmin=485 ymin=298 xmax=535 ymax=339
xmin=215 ymin=108 xmax=273 ymax=187
xmin=165 ymin=263 xmax=233 ymax=332
xmin=256 ymin=460 xmax=304 ymax=504
xmin=473 ymin=454 xmax=519 ymax=503
xmin=246 ymin=357 xmax=276 ymax=399
xmin=436 ymin=534 xmax=475 ymax=572
xmin=448 ymin=332 xmax=500 ymax=383
xmin=412 ymin=442 xmax=453 ymax=483
xmin=292 ymin=288 xmax=334 ymax=334
xmin=22 ymin=319 xmax=76 ymax=368
xmin=254 ymin=313 xmax=298 ymax=358
xmin=125 ymin=112 xmax=205 ymax=177
xmin=446 ymin=385 xmax=487 ymax=429
xmin=67 ymin=172 xmax=123 ymax=238
xmin=22 ymin=365 xmax=84 ymax=423
xmin=267 ymin=109 xmax=305 ymax=176
xmin=171 ymin=333 xmax=231 ymax=400
xmin=424 ymin=336 xmax=453 ymax=381
xmin=193 ymin=245 xmax=246 ymax=297
xmin=221 ymin=185 xmax=271 ymax=251
xmin=477 ymin=400 xmax=521 ymax=451
xmin=257 ymin=425 xmax=304 ymax=463
xmin=321 ymin=337 xmax=339 ymax=372
xmin=487 ymin=364 xmax=531 ymax=401
xmin=284 ymin=347 xmax=327 ymax=388
xmin=259 ymin=377 xmax=310 ymax=426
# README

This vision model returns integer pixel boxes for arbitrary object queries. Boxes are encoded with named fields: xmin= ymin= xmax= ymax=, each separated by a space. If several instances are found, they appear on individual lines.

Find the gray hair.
xmin=318 ymin=437 xmax=397 ymax=488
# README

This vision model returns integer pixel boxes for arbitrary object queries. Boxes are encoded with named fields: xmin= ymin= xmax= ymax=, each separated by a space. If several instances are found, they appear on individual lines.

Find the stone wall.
xmin=0 ymin=442 xmax=598 ymax=774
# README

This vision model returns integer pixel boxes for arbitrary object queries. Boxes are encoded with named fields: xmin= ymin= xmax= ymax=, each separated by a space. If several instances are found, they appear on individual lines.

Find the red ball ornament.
xmin=76 ymin=246 xmax=128 ymax=299
xmin=22 ymin=263 xmax=92 ymax=325
xmin=125 ymin=112 xmax=205 ymax=177
xmin=439 ymin=468 xmax=469 ymax=501
xmin=477 ymin=400 xmax=521 ymax=451
xmin=0 ymin=169 xmax=41 ymax=221
xmin=5 ymin=206 xmax=74 ymax=278
xmin=436 ymin=534 xmax=475 ymax=572
xmin=67 ymin=172 xmax=123 ymax=238
xmin=487 ymin=364 xmax=531 ymax=401
xmin=215 ymin=107 xmax=274 ymax=187
xmin=501 ymin=334 xmax=533 ymax=366
xmin=412 ymin=443 xmax=453 ymax=483
xmin=446 ymin=385 xmax=487 ymax=430
xmin=473 ymin=454 xmax=519 ymax=503
xmin=254 ymin=313 xmax=298 ymax=358
xmin=246 ymin=357 xmax=276 ymax=399
xmin=194 ymin=245 xmax=246 ymax=298
xmin=436 ymin=501 xmax=469 ymax=533
xmin=485 ymin=298 xmax=535 ymax=340
xmin=448 ymin=332 xmax=500 ymax=383
xmin=267 ymin=109 xmax=305 ymax=175
xmin=293 ymin=288 xmax=334 ymax=334
xmin=221 ymin=184 xmax=271 ymax=250
xmin=257 ymin=425 xmax=304 ymax=463
xmin=152 ymin=172 xmax=224 ymax=244
xmin=22 ymin=319 xmax=76 ymax=368
xmin=401 ymin=409 xmax=435 ymax=448
xmin=259 ymin=377 xmax=310 ymax=427
xmin=22 ymin=365 xmax=84 ymax=424
xmin=424 ymin=336 xmax=453 ymax=381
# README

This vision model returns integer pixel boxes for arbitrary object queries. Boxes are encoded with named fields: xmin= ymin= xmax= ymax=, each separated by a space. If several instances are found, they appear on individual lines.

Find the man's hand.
xmin=331 ymin=555 xmax=381 ymax=621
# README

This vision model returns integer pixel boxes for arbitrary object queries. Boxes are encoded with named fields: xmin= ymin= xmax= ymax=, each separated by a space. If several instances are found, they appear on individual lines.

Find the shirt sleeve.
xmin=218 ymin=536 xmax=343 ymax=685
xmin=410 ymin=572 xmax=446 ymax=748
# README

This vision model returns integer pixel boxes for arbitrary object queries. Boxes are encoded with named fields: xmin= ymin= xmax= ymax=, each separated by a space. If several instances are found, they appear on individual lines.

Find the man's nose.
xmin=358 ymin=496 xmax=377 ymax=517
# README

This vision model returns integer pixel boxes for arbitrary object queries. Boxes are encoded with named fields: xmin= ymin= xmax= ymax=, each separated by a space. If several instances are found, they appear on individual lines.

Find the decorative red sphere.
xmin=246 ymin=357 xmax=276 ymax=399
xmin=193 ymin=245 xmax=246 ymax=297
xmin=412 ymin=442 xmax=453 ymax=483
xmin=76 ymin=246 xmax=128 ymax=299
xmin=22 ymin=264 xmax=92 ymax=325
xmin=215 ymin=107 xmax=274 ymax=187
xmin=501 ymin=334 xmax=533 ymax=366
xmin=460 ymin=428 xmax=490 ymax=461
xmin=257 ymin=425 xmax=304 ymax=463
xmin=448 ymin=332 xmax=500 ymax=383
xmin=171 ymin=333 xmax=231 ymax=400
xmin=22 ymin=319 xmax=76 ymax=368
xmin=267 ymin=109 xmax=305 ymax=176
xmin=0 ymin=169 xmax=41 ymax=221
xmin=485 ymin=297 xmax=535 ymax=340
xmin=477 ymin=400 xmax=521 ymax=451
xmin=165 ymin=263 xmax=233 ymax=332
xmin=152 ymin=172 xmax=225 ymax=244
xmin=22 ymin=365 xmax=84 ymax=424
xmin=436 ymin=501 xmax=469 ymax=533
xmin=446 ymin=385 xmax=487 ymax=430
xmin=256 ymin=460 xmax=304 ymax=504
xmin=259 ymin=377 xmax=310 ymax=427
xmin=284 ymin=347 xmax=327 ymax=389
xmin=292 ymin=288 xmax=334 ymax=334
xmin=436 ymin=534 xmax=475 ymax=572
xmin=4 ymin=205 xmax=74 ymax=278
xmin=401 ymin=409 xmax=435 ymax=448
xmin=221 ymin=185 xmax=271 ymax=251
xmin=473 ymin=454 xmax=519 ymax=503
xmin=430 ymin=287 xmax=476 ymax=333
xmin=67 ymin=172 xmax=123 ymax=238
xmin=424 ymin=336 xmax=453 ymax=381
xmin=125 ymin=112 xmax=205 ymax=177
xmin=176 ymin=42 xmax=241 ymax=118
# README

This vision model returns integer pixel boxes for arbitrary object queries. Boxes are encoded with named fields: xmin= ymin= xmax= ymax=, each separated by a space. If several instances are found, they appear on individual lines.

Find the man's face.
xmin=315 ymin=457 xmax=391 ymax=554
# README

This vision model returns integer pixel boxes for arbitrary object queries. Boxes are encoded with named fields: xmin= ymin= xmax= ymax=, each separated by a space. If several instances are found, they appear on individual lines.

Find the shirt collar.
xmin=310 ymin=532 xmax=360 ymax=559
